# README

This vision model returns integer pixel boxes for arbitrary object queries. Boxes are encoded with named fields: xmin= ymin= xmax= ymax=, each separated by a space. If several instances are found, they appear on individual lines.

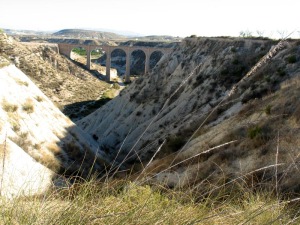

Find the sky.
xmin=0 ymin=0 xmax=299 ymax=38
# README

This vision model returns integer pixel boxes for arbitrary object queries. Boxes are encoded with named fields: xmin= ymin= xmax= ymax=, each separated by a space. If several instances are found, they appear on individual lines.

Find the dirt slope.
xmin=78 ymin=36 xmax=300 ymax=193
xmin=0 ymin=32 xmax=110 ymax=109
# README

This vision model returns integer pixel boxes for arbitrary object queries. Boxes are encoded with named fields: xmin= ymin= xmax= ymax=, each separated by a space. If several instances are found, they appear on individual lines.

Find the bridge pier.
xmin=87 ymin=49 xmax=91 ymax=70
xmin=145 ymin=48 xmax=151 ymax=74
xmin=57 ymin=43 xmax=72 ymax=59
xmin=105 ymin=48 xmax=111 ymax=82
xmin=125 ymin=48 xmax=131 ymax=83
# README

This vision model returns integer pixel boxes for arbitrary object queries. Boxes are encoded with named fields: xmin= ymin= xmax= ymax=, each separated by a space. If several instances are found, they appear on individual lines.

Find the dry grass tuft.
xmin=14 ymin=78 xmax=29 ymax=86
xmin=0 ymin=56 xmax=10 ymax=68
xmin=0 ymin=143 xmax=6 ymax=160
xmin=11 ymin=132 xmax=32 ymax=152
xmin=7 ymin=113 xmax=21 ymax=133
xmin=11 ymin=121 xmax=20 ymax=132
xmin=2 ymin=99 xmax=18 ymax=112
xmin=22 ymin=98 xmax=34 ymax=113
xmin=39 ymin=150 xmax=61 ymax=172
xmin=35 ymin=96 xmax=44 ymax=102
xmin=0 ymin=61 xmax=10 ymax=68
xmin=64 ymin=140 xmax=82 ymax=159
xmin=47 ymin=143 xmax=61 ymax=154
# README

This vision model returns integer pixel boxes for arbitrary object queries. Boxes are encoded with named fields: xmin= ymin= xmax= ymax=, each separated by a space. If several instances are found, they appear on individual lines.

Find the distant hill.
xmin=3 ymin=28 xmax=181 ymax=42
xmin=4 ymin=29 xmax=52 ymax=36
xmin=53 ymin=29 xmax=125 ymax=40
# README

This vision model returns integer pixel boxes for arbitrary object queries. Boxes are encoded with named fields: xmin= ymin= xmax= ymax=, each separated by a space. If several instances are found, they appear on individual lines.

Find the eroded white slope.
xmin=0 ymin=63 xmax=105 ymax=198
xmin=0 ymin=134 xmax=53 ymax=199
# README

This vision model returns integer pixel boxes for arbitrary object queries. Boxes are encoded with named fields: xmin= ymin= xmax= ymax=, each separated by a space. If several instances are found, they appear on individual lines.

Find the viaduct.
xmin=58 ymin=43 xmax=172 ymax=82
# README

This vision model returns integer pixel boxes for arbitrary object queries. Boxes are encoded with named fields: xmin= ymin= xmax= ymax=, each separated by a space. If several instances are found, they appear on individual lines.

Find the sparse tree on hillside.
xmin=277 ymin=30 xmax=288 ymax=39
xmin=239 ymin=30 xmax=253 ymax=38
xmin=256 ymin=30 xmax=265 ymax=37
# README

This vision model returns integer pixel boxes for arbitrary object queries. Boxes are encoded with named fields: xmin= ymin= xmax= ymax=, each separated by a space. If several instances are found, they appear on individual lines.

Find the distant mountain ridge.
xmin=53 ymin=29 xmax=125 ymax=39
xmin=3 ymin=28 xmax=181 ymax=41
xmin=4 ymin=29 xmax=52 ymax=36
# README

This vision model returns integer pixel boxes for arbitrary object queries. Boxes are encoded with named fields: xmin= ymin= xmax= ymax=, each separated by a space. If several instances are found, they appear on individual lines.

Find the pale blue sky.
xmin=0 ymin=0 xmax=299 ymax=38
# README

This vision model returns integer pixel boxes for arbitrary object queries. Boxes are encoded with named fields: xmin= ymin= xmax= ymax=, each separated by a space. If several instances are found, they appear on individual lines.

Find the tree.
xmin=239 ymin=30 xmax=253 ymax=38
xmin=277 ymin=30 xmax=288 ymax=39
xmin=256 ymin=30 xmax=265 ymax=37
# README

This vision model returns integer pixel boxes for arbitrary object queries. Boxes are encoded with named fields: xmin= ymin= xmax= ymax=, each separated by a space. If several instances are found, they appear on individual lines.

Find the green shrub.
xmin=167 ymin=136 xmax=186 ymax=151
xmin=102 ymin=90 xmax=115 ymax=99
xmin=248 ymin=126 xmax=262 ymax=139
xmin=277 ymin=67 xmax=286 ymax=76
xmin=71 ymin=48 xmax=87 ymax=56
xmin=286 ymin=55 xmax=297 ymax=64
xmin=264 ymin=105 xmax=272 ymax=115
xmin=232 ymin=58 xmax=239 ymax=65
xmin=264 ymin=75 xmax=271 ymax=82
xmin=112 ymin=83 xmax=120 ymax=90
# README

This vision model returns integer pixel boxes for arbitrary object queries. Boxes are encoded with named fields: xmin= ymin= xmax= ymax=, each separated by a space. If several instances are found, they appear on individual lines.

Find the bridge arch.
xmin=110 ymin=48 xmax=127 ymax=78
xmin=130 ymin=49 xmax=146 ymax=75
xmin=70 ymin=46 xmax=88 ymax=67
xmin=149 ymin=50 xmax=164 ymax=70
xmin=89 ymin=47 xmax=107 ymax=73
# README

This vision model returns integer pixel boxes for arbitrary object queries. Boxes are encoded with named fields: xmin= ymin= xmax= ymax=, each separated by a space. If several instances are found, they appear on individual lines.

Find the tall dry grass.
xmin=1 ymin=175 xmax=299 ymax=225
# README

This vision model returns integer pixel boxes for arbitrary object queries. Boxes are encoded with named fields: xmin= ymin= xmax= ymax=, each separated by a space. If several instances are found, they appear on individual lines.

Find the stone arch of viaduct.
xmin=58 ymin=43 xmax=172 ymax=82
